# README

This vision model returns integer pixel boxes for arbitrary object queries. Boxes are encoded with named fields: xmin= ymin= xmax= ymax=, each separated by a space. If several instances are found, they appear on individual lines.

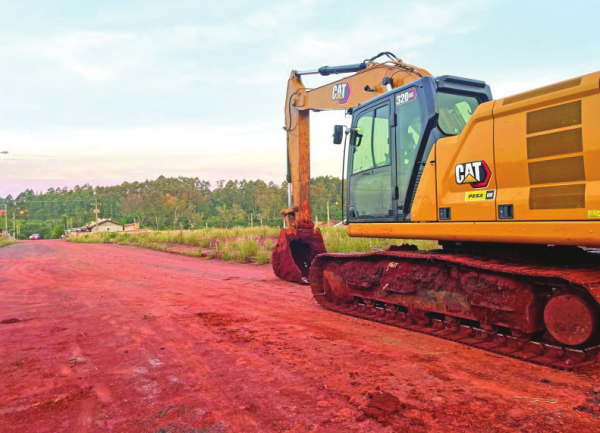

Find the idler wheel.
xmin=544 ymin=293 xmax=598 ymax=346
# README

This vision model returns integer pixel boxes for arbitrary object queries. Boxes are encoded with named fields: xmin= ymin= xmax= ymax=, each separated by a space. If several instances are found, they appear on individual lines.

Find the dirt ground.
xmin=2 ymin=241 xmax=600 ymax=432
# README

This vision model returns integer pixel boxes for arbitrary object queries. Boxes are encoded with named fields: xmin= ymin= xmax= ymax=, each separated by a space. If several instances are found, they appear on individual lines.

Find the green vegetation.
xmin=68 ymin=226 xmax=438 ymax=264
xmin=0 ymin=176 xmax=342 ymax=240
xmin=0 ymin=238 xmax=16 ymax=248
xmin=321 ymin=227 xmax=438 ymax=253
xmin=71 ymin=226 xmax=279 ymax=247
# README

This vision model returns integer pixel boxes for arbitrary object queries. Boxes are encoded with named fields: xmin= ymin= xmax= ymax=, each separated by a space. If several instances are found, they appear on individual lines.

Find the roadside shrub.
xmin=237 ymin=238 xmax=260 ymax=261
xmin=252 ymin=249 xmax=271 ymax=264
xmin=0 ymin=238 xmax=16 ymax=248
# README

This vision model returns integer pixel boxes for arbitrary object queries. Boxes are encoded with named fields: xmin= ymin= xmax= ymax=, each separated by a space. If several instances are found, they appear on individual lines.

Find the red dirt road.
xmin=2 ymin=241 xmax=600 ymax=432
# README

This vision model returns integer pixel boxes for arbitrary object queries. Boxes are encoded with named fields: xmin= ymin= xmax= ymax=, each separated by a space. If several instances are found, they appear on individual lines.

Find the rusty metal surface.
xmin=310 ymin=249 xmax=600 ymax=369
xmin=272 ymin=227 xmax=326 ymax=284
xmin=544 ymin=293 xmax=598 ymax=346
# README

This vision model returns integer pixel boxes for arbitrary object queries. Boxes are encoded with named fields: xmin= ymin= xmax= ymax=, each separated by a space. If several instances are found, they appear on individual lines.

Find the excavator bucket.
xmin=272 ymin=227 xmax=326 ymax=284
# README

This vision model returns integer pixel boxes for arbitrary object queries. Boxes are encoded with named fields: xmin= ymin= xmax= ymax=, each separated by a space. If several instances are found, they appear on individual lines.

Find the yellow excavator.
xmin=272 ymin=52 xmax=600 ymax=368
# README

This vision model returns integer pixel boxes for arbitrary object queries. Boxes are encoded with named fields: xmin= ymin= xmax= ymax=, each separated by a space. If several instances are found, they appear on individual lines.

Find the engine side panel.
xmin=493 ymin=71 xmax=600 ymax=221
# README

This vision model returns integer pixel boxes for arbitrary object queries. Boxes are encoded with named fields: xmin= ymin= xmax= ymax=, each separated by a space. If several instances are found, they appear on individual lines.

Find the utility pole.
xmin=3 ymin=203 xmax=7 ymax=237
xmin=327 ymin=202 xmax=330 ymax=226
xmin=12 ymin=209 xmax=16 ymax=237
xmin=92 ymin=198 xmax=101 ymax=222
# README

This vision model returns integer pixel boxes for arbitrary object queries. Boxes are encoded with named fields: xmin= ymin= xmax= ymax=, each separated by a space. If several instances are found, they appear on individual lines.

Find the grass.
xmin=135 ymin=227 xmax=280 ymax=248
xmin=321 ymin=226 xmax=438 ymax=253
xmin=0 ymin=237 xmax=16 ymax=248
xmin=68 ymin=226 xmax=438 ymax=264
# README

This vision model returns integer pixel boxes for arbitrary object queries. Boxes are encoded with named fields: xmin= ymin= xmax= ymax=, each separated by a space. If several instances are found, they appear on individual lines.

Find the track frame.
xmin=310 ymin=249 xmax=600 ymax=369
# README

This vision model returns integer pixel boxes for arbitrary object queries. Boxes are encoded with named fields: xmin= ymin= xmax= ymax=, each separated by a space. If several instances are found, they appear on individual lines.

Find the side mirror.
xmin=333 ymin=125 xmax=344 ymax=145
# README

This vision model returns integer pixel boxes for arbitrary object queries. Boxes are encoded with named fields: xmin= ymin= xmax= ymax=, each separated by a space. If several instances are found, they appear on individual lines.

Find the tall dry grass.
xmin=68 ymin=226 xmax=438 ymax=264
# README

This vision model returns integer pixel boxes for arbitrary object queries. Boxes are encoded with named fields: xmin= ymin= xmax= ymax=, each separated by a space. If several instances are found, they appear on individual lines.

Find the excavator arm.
xmin=273 ymin=54 xmax=432 ymax=283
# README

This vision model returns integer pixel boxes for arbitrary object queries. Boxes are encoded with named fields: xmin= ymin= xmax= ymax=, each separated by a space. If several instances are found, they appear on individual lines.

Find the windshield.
xmin=437 ymin=92 xmax=480 ymax=136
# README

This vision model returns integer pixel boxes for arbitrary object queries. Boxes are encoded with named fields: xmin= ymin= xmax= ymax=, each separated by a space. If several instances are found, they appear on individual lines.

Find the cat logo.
xmin=332 ymin=83 xmax=350 ymax=104
xmin=455 ymin=161 xmax=491 ymax=189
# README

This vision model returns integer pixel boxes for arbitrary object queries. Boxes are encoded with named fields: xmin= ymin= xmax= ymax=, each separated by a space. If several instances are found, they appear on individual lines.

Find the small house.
xmin=84 ymin=219 xmax=125 ymax=233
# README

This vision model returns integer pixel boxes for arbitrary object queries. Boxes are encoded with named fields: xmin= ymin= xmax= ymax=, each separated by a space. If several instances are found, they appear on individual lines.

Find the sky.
xmin=0 ymin=0 xmax=598 ymax=196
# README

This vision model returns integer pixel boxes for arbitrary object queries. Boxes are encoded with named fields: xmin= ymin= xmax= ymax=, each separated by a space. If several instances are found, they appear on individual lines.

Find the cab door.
xmin=347 ymin=100 xmax=396 ymax=222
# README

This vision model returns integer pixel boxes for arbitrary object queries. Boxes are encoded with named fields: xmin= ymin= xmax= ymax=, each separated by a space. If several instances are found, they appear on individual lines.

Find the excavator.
xmin=272 ymin=52 xmax=600 ymax=369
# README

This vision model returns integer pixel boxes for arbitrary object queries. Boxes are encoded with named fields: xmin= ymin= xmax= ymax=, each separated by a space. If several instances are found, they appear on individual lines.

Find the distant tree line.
xmin=0 ymin=175 xmax=343 ymax=239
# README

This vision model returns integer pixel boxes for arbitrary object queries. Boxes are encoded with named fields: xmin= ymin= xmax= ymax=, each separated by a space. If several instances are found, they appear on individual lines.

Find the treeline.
xmin=0 ymin=176 xmax=343 ymax=239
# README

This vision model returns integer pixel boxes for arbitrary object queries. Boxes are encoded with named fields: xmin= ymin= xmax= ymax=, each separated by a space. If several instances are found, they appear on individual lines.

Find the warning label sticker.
xmin=465 ymin=190 xmax=495 ymax=202
xmin=588 ymin=210 xmax=600 ymax=218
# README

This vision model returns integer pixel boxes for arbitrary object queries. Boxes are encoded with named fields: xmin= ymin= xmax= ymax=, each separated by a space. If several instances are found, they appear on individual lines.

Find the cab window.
xmin=352 ymin=106 xmax=390 ymax=173
xmin=352 ymin=112 xmax=374 ymax=173
xmin=437 ymin=92 xmax=479 ymax=135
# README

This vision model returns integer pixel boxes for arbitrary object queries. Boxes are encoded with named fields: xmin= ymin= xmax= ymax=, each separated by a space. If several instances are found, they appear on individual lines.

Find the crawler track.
xmin=310 ymin=249 xmax=600 ymax=370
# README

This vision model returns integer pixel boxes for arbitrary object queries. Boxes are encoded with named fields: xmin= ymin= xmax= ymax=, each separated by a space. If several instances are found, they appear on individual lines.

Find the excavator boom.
xmin=273 ymin=54 xmax=431 ymax=283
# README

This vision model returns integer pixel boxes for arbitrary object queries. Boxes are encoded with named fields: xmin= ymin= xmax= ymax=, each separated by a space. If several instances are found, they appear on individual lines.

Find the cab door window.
xmin=352 ymin=113 xmax=374 ymax=173
xmin=349 ymin=105 xmax=393 ymax=220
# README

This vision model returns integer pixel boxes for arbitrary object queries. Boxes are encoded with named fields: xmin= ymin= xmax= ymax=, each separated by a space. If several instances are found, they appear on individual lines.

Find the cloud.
xmin=37 ymin=31 xmax=138 ymax=81
xmin=488 ymin=67 xmax=599 ymax=99
xmin=5 ymin=0 xmax=595 ymax=200
xmin=285 ymin=0 xmax=491 ymax=66
xmin=0 ymin=111 xmax=351 ymax=195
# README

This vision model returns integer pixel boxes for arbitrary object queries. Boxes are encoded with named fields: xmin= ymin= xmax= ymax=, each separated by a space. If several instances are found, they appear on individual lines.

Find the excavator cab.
xmin=346 ymin=76 xmax=492 ymax=224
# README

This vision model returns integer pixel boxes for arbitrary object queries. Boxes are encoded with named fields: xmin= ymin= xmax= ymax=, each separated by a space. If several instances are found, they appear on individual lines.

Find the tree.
xmin=0 ymin=175 xmax=340 ymax=230
xmin=120 ymin=195 xmax=147 ymax=226
xmin=231 ymin=203 xmax=246 ymax=226
xmin=52 ymin=225 xmax=64 ymax=239
xmin=216 ymin=205 xmax=234 ymax=227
